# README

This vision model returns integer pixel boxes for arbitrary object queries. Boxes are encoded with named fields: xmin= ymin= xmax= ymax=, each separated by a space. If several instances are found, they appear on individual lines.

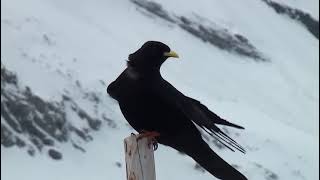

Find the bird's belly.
xmin=119 ymin=94 xmax=185 ymax=134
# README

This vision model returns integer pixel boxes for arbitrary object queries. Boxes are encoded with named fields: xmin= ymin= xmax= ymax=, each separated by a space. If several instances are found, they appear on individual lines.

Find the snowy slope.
xmin=1 ymin=0 xmax=319 ymax=180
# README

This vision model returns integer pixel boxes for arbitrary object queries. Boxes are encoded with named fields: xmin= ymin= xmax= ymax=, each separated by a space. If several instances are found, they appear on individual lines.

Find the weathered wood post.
xmin=124 ymin=134 xmax=156 ymax=180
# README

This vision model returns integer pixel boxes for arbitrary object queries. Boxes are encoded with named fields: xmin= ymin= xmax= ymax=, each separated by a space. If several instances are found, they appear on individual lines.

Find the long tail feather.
xmin=175 ymin=138 xmax=248 ymax=180
xmin=212 ymin=131 xmax=246 ymax=153
xmin=215 ymin=119 xmax=245 ymax=129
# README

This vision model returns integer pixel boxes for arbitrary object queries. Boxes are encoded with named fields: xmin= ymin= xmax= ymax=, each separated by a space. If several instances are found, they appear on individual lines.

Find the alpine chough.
xmin=107 ymin=41 xmax=247 ymax=180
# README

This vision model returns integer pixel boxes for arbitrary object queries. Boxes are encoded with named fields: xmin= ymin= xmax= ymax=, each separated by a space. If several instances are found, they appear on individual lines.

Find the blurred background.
xmin=1 ymin=0 xmax=319 ymax=179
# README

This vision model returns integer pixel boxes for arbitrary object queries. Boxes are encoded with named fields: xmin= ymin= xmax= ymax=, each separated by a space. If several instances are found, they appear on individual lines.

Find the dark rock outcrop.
xmin=131 ymin=0 xmax=268 ymax=61
xmin=1 ymin=64 xmax=115 ymax=159
xmin=262 ymin=0 xmax=319 ymax=39
xmin=48 ymin=149 xmax=63 ymax=160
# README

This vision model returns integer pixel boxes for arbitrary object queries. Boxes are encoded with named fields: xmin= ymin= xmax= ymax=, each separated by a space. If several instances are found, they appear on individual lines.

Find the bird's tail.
xmin=179 ymin=139 xmax=247 ymax=180
xmin=215 ymin=119 xmax=245 ymax=129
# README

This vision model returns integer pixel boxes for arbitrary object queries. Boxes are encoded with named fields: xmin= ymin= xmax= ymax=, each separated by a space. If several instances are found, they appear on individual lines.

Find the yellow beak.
xmin=164 ymin=51 xmax=179 ymax=58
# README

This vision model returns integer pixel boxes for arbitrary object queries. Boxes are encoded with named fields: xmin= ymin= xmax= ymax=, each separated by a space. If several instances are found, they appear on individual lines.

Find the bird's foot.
xmin=137 ymin=130 xmax=160 ymax=151
xmin=148 ymin=137 xmax=158 ymax=151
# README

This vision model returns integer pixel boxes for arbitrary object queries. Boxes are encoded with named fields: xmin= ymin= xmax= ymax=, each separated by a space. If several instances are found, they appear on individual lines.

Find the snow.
xmin=1 ymin=0 xmax=319 ymax=179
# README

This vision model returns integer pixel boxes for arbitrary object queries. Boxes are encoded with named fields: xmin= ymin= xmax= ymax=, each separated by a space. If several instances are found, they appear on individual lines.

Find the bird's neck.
xmin=127 ymin=65 xmax=162 ymax=79
xmin=127 ymin=56 xmax=165 ymax=76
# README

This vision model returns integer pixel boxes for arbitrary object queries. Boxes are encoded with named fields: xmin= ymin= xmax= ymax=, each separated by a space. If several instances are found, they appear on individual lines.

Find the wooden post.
xmin=124 ymin=134 xmax=156 ymax=180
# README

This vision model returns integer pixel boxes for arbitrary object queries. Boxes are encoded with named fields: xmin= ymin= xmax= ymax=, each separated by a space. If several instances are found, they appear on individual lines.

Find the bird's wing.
xmin=153 ymin=78 xmax=246 ymax=153
xmin=107 ymin=69 xmax=127 ymax=100
xmin=107 ymin=68 xmax=137 ymax=101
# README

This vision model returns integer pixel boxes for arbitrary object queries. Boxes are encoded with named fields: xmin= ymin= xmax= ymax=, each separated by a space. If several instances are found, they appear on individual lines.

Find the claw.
xmin=136 ymin=130 xmax=160 ymax=151
xmin=152 ymin=139 xmax=158 ymax=151
xmin=146 ymin=137 xmax=159 ymax=151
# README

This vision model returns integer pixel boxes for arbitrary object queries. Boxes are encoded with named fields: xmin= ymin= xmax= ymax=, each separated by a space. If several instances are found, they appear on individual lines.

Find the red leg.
xmin=137 ymin=130 xmax=160 ymax=140
xmin=137 ymin=130 xmax=160 ymax=150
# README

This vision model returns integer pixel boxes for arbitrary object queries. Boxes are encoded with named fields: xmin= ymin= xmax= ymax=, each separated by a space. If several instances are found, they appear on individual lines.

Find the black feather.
xmin=107 ymin=41 xmax=247 ymax=179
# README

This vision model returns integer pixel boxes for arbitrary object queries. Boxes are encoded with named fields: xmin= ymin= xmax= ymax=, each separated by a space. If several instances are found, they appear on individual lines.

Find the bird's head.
xmin=127 ymin=41 xmax=179 ymax=71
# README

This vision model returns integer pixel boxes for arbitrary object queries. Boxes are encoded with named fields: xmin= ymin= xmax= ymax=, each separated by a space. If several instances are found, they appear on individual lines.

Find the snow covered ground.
xmin=1 ymin=0 xmax=319 ymax=179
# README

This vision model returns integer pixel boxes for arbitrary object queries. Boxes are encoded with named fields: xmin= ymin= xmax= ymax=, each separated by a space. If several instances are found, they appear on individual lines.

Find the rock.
xmin=48 ymin=149 xmax=62 ymax=160
xmin=115 ymin=161 xmax=122 ymax=168
xmin=131 ymin=0 xmax=268 ymax=61
xmin=1 ymin=65 xmax=113 ymax=159
xmin=262 ymin=0 xmax=319 ymax=39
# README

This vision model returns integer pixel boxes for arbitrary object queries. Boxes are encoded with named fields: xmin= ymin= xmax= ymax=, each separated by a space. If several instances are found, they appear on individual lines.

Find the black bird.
xmin=107 ymin=41 xmax=247 ymax=180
